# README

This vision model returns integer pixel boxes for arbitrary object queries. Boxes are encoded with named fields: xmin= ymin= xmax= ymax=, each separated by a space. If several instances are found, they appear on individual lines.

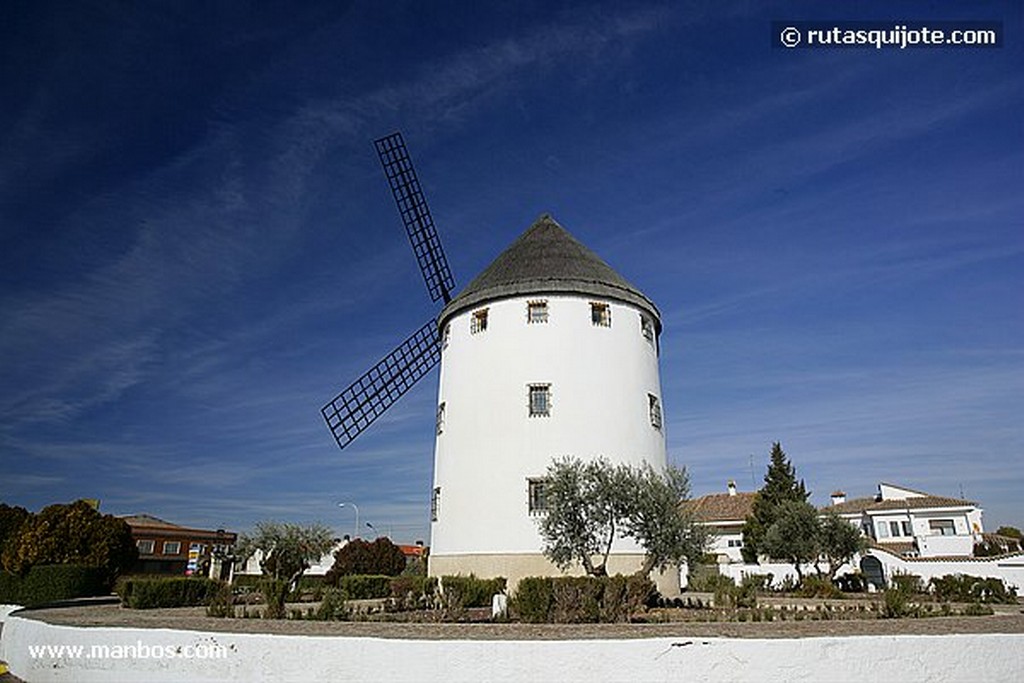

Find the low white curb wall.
xmin=0 ymin=604 xmax=23 ymax=624
xmin=2 ymin=614 xmax=1022 ymax=683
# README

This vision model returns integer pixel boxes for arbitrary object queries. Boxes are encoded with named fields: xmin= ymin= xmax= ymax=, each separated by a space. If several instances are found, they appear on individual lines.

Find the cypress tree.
xmin=741 ymin=442 xmax=808 ymax=562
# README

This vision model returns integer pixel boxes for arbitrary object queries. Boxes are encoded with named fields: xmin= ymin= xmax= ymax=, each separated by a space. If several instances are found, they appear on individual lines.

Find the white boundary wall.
xmin=2 ymin=612 xmax=1023 ymax=683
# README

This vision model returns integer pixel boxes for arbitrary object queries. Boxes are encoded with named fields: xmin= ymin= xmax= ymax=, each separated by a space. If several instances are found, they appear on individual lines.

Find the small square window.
xmin=591 ymin=302 xmax=611 ymax=327
xmin=442 ymin=324 xmax=450 ymax=350
xmin=137 ymin=539 xmax=155 ymax=554
xmin=648 ymin=393 xmax=662 ymax=430
xmin=528 ymin=478 xmax=548 ymax=514
xmin=640 ymin=315 xmax=654 ymax=343
xmin=471 ymin=308 xmax=488 ymax=334
xmin=436 ymin=402 xmax=446 ymax=435
xmin=877 ymin=522 xmax=889 ymax=538
xmin=527 ymin=300 xmax=548 ymax=324
xmin=529 ymin=384 xmax=551 ymax=417
xmin=431 ymin=487 xmax=441 ymax=522
xmin=901 ymin=521 xmax=912 ymax=537
xmin=890 ymin=521 xmax=901 ymax=537
xmin=163 ymin=541 xmax=181 ymax=555
xmin=929 ymin=519 xmax=956 ymax=536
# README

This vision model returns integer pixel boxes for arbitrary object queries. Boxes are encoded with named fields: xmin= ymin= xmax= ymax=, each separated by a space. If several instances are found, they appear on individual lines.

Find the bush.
xmin=118 ymin=577 xmax=220 ymax=609
xmin=930 ymin=574 xmax=1017 ymax=604
xmin=314 ymin=588 xmax=348 ymax=620
xmin=440 ymin=575 xmax=506 ymax=610
xmin=834 ymin=572 xmax=867 ymax=593
xmin=389 ymin=575 xmax=437 ymax=610
xmin=326 ymin=538 xmax=407 ymax=580
xmin=687 ymin=564 xmax=729 ymax=592
xmin=512 ymin=576 xmax=555 ymax=623
xmin=337 ymin=574 xmax=392 ymax=600
xmin=205 ymin=581 xmax=235 ymax=618
xmin=0 ymin=565 xmax=110 ymax=606
xmin=889 ymin=572 xmax=923 ymax=595
xmin=509 ymin=575 xmax=654 ymax=624
xmin=260 ymin=578 xmax=289 ymax=619
xmin=798 ymin=575 xmax=843 ymax=600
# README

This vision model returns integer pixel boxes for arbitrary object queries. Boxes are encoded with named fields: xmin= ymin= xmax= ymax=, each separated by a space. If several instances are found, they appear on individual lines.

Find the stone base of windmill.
xmin=428 ymin=553 xmax=681 ymax=597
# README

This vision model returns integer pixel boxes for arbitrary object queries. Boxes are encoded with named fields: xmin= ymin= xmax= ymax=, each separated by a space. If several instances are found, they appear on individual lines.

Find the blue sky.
xmin=2 ymin=1 xmax=1021 ymax=542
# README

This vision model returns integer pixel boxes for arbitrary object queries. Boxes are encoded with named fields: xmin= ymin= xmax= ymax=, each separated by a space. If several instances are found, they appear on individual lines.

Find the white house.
xmin=827 ymin=482 xmax=984 ymax=560
xmin=689 ymin=480 xmax=1024 ymax=594
xmin=428 ymin=215 xmax=675 ymax=593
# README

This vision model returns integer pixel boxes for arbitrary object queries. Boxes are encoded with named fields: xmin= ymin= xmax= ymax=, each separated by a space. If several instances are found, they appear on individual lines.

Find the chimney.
xmin=831 ymin=490 xmax=846 ymax=506
xmin=727 ymin=480 xmax=737 ymax=497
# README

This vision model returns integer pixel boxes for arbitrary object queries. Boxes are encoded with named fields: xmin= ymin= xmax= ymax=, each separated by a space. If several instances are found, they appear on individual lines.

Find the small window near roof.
xmin=648 ymin=394 xmax=662 ymax=430
xmin=527 ymin=300 xmax=548 ymax=324
xmin=137 ymin=539 xmax=155 ymax=554
xmin=471 ymin=308 xmax=488 ymax=334
xmin=442 ymin=323 xmax=450 ymax=350
xmin=591 ymin=302 xmax=611 ymax=327
xmin=163 ymin=541 xmax=181 ymax=555
xmin=640 ymin=315 xmax=654 ymax=344
xmin=436 ymin=402 xmax=446 ymax=436
xmin=529 ymin=384 xmax=551 ymax=417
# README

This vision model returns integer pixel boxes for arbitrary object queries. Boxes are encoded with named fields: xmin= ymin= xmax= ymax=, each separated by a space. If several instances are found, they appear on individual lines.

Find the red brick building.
xmin=120 ymin=514 xmax=237 ymax=578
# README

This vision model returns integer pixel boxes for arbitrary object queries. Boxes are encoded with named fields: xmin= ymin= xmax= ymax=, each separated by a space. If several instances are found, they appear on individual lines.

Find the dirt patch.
xmin=15 ymin=602 xmax=1024 ymax=640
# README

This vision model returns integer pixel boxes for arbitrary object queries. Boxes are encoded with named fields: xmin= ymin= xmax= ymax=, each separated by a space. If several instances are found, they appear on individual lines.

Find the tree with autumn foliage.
xmin=1 ymin=500 xmax=136 ymax=582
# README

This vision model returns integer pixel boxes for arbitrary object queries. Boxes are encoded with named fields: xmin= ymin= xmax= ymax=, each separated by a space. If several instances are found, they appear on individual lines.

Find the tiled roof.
xmin=688 ymin=492 xmax=757 ymax=523
xmin=826 ymin=494 xmax=974 ymax=515
xmin=440 ymin=215 xmax=660 ymax=329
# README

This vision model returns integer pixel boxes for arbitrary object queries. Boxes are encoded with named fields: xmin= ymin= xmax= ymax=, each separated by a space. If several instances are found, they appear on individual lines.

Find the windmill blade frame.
xmin=321 ymin=318 xmax=442 ymax=450
xmin=374 ymin=132 xmax=455 ymax=304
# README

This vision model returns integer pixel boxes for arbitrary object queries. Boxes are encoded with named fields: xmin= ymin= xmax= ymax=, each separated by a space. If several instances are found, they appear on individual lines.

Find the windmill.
xmin=320 ymin=132 xmax=453 ymax=451
xmin=321 ymin=134 xmax=675 ymax=593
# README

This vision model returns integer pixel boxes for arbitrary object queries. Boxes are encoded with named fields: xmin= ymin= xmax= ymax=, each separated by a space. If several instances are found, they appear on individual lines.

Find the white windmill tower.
xmin=322 ymin=135 xmax=672 ymax=592
xmin=428 ymin=215 xmax=671 ymax=591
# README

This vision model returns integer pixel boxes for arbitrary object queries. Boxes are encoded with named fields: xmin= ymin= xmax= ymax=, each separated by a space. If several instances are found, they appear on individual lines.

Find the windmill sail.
xmin=321 ymin=318 xmax=441 ymax=450
xmin=375 ymin=132 xmax=455 ymax=304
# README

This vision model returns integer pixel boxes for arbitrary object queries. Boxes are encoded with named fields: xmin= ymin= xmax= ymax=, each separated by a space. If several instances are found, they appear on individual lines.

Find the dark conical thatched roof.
xmin=439 ymin=214 xmax=660 ymax=328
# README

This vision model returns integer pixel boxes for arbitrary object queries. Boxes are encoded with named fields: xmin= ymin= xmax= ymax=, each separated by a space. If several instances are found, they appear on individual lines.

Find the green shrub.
xmin=118 ymin=577 xmax=220 ymax=609
xmin=337 ymin=574 xmax=392 ymax=600
xmin=389 ymin=575 xmax=437 ymax=610
xmin=889 ymin=572 xmax=923 ymax=594
xmin=798 ymin=575 xmax=843 ymax=600
xmin=231 ymin=574 xmax=263 ymax=588
xmin=205 ymin=581 xmax=235 ymax=618
xmin=509 ymin=575 xmax=653 ymax=624
xmin=440 ymin=575 xmax=506 ymax=609
xmin=511 ymin=577 xmax=554 ymax=623
xmin=688 ymin=565 xmax=731 ymax=593
xmin=0 ymin=565 xmax=110 ymax=606
xmin=962 ymin=602 xmax=995 ymax=616
xmin=314 ymin=587 xmax=348 ymax=620
xmin=260 ymin=578 xmax=289 ymax=619
xmin=930 ymin=574 xmax=1016 ymax=604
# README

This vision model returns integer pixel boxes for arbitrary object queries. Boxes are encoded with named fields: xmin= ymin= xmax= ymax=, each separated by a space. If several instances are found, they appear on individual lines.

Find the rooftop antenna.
xmin=321 ymin=132 xmax=456 ymax=450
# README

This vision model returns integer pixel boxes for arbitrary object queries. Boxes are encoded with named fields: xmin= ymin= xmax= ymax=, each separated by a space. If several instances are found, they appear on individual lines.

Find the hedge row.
xmin=117 ymin=577 xmax=221 ymax=609
xmin=510 ymin=575 xmax=655 ymax=623
xmin=336 ymin=574 xmax=392 ymax=600
xmin=0 ymin=565 xmax=110 ymax=606
xmin=439 ymin=575 xmax=506 ymax=609
xmin=930 ymin=574 xmax=1017 ymax=604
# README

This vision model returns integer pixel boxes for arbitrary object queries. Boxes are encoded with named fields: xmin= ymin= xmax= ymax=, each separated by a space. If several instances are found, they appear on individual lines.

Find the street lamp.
xmin=365 ymin=522 xmax=377 ymax=538
xmin=338 ymin=502 xmax=359 ymax=539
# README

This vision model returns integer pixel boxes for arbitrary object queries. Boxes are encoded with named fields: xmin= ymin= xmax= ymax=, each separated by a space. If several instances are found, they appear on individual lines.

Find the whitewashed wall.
xmin=2 ymin=614 xmax=1022 ymax=683
xmin=432 ymin=294 xmax=666 ymax=557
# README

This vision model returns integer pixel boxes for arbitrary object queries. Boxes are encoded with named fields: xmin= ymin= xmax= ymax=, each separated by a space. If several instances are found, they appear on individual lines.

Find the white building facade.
xmin=428 ymin=215 xmax=673 ymax=592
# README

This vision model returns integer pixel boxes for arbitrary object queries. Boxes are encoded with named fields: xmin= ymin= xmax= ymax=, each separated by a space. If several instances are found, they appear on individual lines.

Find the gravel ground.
xmin=14 ymin=602 xmax=1024 ymax=640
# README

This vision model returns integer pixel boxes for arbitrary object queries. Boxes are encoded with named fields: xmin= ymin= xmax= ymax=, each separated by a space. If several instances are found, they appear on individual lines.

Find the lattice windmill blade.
xmin=375 ymin=132 xmax=455 ymax=304
xmin=321 ymin=318 xmax=441 ymax=450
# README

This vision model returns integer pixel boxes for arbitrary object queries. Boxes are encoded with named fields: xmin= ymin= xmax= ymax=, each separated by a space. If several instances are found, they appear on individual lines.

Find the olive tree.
xmin=816 ymin=509 xmax=866 ymax=580
xmin=235 ymin=521 xmax=335 ymax=618
xmin=761 ymin=500 xmax=821 ymax=584
xmin=538 ymin=457 xmax=707 ymax=577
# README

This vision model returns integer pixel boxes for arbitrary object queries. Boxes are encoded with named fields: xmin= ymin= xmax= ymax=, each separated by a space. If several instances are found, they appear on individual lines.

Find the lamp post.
xmin=338 ymin=502 xmax=359 ymax=540
xmin=365 ymin=522 xmax=377 ymax=538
